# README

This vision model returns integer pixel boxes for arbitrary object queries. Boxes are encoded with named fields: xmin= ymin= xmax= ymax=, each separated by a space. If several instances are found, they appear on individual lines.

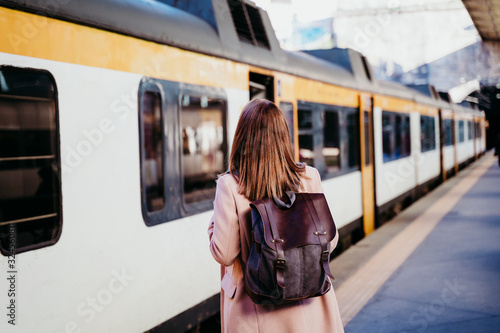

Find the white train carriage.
xmin=372 ymin=82 xmax=419 ymax=213
xmin=441 ymin=107 xmax=458 ymax=175
xmin=414 ymin=99 xmax=441 ymax=190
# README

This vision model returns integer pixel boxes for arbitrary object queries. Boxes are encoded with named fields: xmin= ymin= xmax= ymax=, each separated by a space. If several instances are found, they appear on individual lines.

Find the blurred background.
xmin=254 ymin=0 xmax=500 ymax=146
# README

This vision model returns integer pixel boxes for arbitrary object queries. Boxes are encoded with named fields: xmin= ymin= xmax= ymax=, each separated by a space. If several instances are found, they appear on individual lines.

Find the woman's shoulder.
xmin=303 ymin=165 xmax=321 ymax=181
xmin=301 ymin=165 xmax=323 ymax=192
xmin=217 ymin=172 xmax=238 ymax=191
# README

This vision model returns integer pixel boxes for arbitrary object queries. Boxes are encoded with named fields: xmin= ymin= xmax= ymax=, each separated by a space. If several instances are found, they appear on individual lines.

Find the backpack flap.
xmin=253 ymin=193 xmax=336 ymax=252
xmin=247 ymin=193 xmax=337 ymax=304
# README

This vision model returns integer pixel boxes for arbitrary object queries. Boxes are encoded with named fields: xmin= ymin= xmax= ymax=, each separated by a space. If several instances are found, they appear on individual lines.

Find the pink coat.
xmin=208 ymin=166 xmax=344 ymax=333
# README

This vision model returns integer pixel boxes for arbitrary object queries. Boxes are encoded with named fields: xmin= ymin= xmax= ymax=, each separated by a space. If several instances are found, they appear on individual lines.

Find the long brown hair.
xmin=229 ymin=99 xmax=305 ymax=201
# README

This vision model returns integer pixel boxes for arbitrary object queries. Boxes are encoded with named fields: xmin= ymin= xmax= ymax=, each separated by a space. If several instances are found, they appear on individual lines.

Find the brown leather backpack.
xmin=244 ymin=192 xmax=336 ymax=305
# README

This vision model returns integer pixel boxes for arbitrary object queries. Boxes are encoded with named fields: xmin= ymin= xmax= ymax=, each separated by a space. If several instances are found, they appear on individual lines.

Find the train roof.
xmin=302 ymin=48 xmax=443 ymax=105
xmin=2 ymin=0 xmax=481 ymax=116
xmin=2 ymin=0 xmax=358 ymax=88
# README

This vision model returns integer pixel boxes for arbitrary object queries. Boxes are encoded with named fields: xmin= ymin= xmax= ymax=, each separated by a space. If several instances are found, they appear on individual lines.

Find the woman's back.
xmin=208 ymin=99 xmax=344 ymax=332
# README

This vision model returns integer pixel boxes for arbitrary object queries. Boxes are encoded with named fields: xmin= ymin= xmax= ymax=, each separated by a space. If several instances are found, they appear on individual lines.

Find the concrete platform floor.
xmin=331 ymin=154 xmax=500 ymax=332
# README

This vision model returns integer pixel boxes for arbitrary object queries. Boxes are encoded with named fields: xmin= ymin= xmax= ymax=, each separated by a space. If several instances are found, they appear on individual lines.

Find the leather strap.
xmin=262 ymin=200 xmax=286 ymax=289
xmin=303 ymin=194 xmax=335 ymax=280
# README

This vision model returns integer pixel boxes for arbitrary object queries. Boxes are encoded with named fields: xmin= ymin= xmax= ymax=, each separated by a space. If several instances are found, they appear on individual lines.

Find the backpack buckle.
xmin=321 ymin=250 xmax=330 ymax=262
xmin=276 ymin=258 xmax=286 ymax=269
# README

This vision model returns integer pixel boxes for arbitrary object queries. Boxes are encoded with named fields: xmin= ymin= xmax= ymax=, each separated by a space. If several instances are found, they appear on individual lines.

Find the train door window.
xmin=279 ymin=102 xmax=294 ymax=145
xmin=444 ymin=119 xmax=453 ymax=146
xmin=395 ymin=115 xmax=402 ymax=158
xmin=180 ymin=95 xmax=227 ymax=209
xmin=140 ymin=90 xmax=165 ymax=213
xmin=249 ymin=72 xmax=274 ymax=101
xmin=398 ymin=114 xmax=411 ymax=158
xmin=323 ymin=110 xmax=340 ymax=173
xmin=467 ymin=121 xmax=472 ymax=140
xmin=364 ymin=112 xmax=371 ymax=165
xmin=458 ymin=120 xmax=465 ymax=143
xmin=139 ymin=81 xmax=170 ymax=226
xmin=420 ymin=116 xmax=436 ymax=152
xmin=298 ymin=106 xmax=314 ymax=166
xmin=0 ymin=67 xmax=61 ymax=255
xmin=346 ymin=110 xmax=360 ymax=168
xmin=382 ymin=112 xmax=394 ymax=162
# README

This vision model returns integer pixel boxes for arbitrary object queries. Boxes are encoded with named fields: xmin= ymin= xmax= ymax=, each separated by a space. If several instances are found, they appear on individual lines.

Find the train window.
xmin=467 ymin=121 xmax=472 ymax=140
xmin=458 ymin=120 xmax=465 ymax=143
xmin=364 ymin=112 xmax=371 ymax=166
xmin=298 ymin=109 xmax=313 ymax=129
xmin=298 ymin=102 xmax=360 ymax=176
xmin=399 ymin=115 xmax=411 ymax=158
xmin=346 ymin=111 xmax=360 ymax=168
xmin=298 ymin=107 xmax=315 ymax=167
xmin=180 ymin=95 xmax=226 ymax=207
xmin=299 ymin=134 xmax=315 ymax=167
xmin=323 ymin=110 xmax=340 ymax=173
xmin=382 ymin=112 xmax=394 ymax=162
xmin=139 ymin=80 xmax=228 ymax=225
xmin=280 ymin=102 xmax=294 ymax=145
xmin=444 ymin=119 xmax=453 ymax=146
xmin=140 ymin=91 xmax=165 ymax=213
xmin=0 ymin=67 xmax=61 ymax=255
xmin=475 ymin=122 xmax=480 ymax=139
xmin=382 ymin=111 xmax=411 ymax=162
xmin=420 ymin=116 xmax=436 ymax=152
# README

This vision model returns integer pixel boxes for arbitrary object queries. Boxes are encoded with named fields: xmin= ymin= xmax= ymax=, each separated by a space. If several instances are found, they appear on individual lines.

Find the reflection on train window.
xmin=0 ymin=67 xmax=61 ymax=255
xmin=346 ymin=111 xmax=360 ymax=168
xmin=140 ymin=91 xmax=165 ymax=213
xmin=467 ymin=121 xmax=472 ymax=140
xmin=444 ymin=119 xmax=453 ymax=146
xmin=181 ymin=95 xmax=226 ymax=206
xmin=298 ymin=107 xmax=315 ymax=167
xmin=299 ymin=134 xmax=315 ymax=167
xmin=382 ymin=111 xmax=411 ymax=162
xmin=323 ymin=111 xmax=340 ymax=173
xmin=298 ymin=102 xmax=360 ymax=176
xmin=458 ymin=120 xmax=465 ymax=143
xmin=279 ymin=102 xmax=294 ymax=146
xmin=364 ymin=112 xmax=370 ymax=166
xmin=420 ymin=116 xmax=436 ymax=152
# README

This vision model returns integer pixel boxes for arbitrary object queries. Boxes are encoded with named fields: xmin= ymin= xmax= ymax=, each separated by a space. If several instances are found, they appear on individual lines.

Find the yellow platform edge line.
xmin=335 ymin=155 xmax=496 ymax=326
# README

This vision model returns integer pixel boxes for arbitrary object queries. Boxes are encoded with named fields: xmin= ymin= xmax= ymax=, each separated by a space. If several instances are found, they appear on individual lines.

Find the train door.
xmin=453 ymin=116 xmax=459 ymax=174
xmin=473 ymin=117 xmax=478 ymax=160
xmin=359 ymin=94 xmax=376 ymax=235
xmin=439 ymin=109 xmax=446 ymax=181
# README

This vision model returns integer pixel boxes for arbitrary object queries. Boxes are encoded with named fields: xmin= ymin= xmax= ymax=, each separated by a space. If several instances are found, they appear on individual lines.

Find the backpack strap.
xmin=303 ymin=194 xmax=335 ymax=280
xmin=261 ymin=200 xmax=287 ymax=289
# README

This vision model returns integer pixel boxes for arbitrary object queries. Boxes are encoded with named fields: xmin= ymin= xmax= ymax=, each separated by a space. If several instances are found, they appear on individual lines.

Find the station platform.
xmin=331 ymin=153 xmax=500 ymax=332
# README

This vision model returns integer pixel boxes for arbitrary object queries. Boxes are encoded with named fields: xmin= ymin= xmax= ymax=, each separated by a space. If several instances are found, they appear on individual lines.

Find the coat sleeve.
xmin=312 ymin=167 xmax=325 ymax=193
xmin=208 ymin=175 xmax=241 ymax=267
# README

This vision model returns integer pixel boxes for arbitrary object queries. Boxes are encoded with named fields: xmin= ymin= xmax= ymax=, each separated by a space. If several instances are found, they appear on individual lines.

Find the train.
xmin=0 ymin=0 xmax=486 ymax=332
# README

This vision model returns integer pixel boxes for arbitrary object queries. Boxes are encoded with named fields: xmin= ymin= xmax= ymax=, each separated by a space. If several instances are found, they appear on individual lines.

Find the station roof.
xmin=462 ymin=0 xmax=500 ymax=40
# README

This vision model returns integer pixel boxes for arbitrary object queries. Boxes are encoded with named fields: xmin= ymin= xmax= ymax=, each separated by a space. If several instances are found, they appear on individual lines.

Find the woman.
xmin=208 ymin=99 xmax=344 ymax=332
